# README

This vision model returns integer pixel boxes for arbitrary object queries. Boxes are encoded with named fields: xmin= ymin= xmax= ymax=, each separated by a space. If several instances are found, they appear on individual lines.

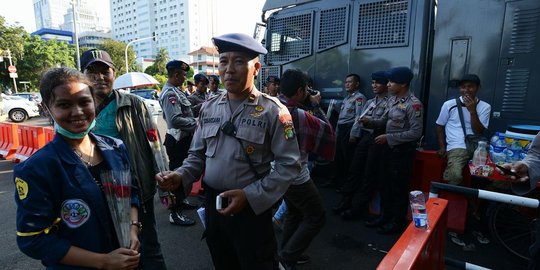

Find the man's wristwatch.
xmin=130 ymin=220 xmax=142 ymax=231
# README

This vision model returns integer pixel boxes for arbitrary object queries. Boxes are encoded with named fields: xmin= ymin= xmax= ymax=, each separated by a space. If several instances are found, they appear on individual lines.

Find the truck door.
xmin=491 ymin=0 xmax=540 ymax=130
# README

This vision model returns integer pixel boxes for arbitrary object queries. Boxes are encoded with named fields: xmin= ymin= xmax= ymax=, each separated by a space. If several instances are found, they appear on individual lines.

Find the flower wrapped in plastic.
xmin=101 ymin=170 xmax=132 ymax=248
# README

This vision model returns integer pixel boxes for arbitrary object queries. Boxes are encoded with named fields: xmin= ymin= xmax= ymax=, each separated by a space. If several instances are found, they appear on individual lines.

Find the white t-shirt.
xmin=435 ymin=97 xmax=491 ymax=151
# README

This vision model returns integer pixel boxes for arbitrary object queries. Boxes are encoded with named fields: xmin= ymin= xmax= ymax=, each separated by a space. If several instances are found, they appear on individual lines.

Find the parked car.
xmin=1 ymin=94 xmax=40 ymax=122
xmin=12 ymin=92 xmax=42 ymax=104
xmin=130 ymin=89 xmax=162 ymax=115
xmin=131 ymin=89 xmax=159 ymax=100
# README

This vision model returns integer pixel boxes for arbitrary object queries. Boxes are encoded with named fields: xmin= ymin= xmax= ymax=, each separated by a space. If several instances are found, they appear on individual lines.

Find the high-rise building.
xmin=33 ymin=0 xmax=109 ymax=33
xmin=111 ymin=0 xmax=218 ymax=64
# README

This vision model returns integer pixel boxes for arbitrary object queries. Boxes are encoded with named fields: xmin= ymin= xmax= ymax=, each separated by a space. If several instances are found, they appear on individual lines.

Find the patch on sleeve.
xmin=61 ymin=199 xmax=91 ymax=228
xmin=279 ymin=111 xmax=295 ymax=140
xmin=356 ymin=97 xmax=364 ymax=106
xmin=167 ymin=93 xmax=177 ymax=105
xmin=15 ymin=177 xmax=28 ymax=200
xmin=412 ymin=103 xmax=423 ymax=118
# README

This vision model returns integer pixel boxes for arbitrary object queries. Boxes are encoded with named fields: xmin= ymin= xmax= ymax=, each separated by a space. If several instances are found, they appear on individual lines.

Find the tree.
xmin=0 ymin=16 xmax=29 ymax=91
xmin=18 ymin=36 xmax=76 ymax=88
xmin=98 ymin=39 xmax=141 ymax=76
xmin=145 ymin=47 xmax=168 ymax=76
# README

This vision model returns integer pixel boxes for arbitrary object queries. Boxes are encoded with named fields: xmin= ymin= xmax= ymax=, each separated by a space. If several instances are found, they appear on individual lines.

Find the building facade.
xmin=33 ymin=0 xmax=109 ymax=33
xmin=111 ymin=0 xmax=218 ymax=63
xmin=188 ymin=46 xmax=219 ymax=75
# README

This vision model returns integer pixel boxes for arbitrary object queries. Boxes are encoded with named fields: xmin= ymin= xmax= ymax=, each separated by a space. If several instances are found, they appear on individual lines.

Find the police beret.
xmin=385 ymin=67 xmax=413 ymax=84
xmin=267 ymin=76 xmax=280 ymax=84
xmin=212 ymin=33 xmax=267 ymax=58
xmin=371 ymin=71 xmax=388 ymax=85
xmin=80 ymin=49 xmax=114 ymax=71
xmin=194 ymin=73 xmax=209 ymax=84
xmin=166 ymin=60 xmax=190 ymax=72
xmin=459 ymin=74 xmax=481 ymax=86
xmin=209 ymin=75 xmax=220 ymax=84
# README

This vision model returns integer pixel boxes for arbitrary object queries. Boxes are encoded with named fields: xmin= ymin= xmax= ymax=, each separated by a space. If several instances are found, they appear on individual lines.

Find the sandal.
xmin=449 ymin=232 xmax=466 ymax=247
xmin=472 ymin=230 xmax=490 ymax=244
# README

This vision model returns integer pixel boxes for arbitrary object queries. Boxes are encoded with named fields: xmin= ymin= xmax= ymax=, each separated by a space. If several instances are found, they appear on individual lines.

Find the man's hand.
xmin=374 ymin=134 xmax=387 ymax=144
xmin=437 ymin=147 xmax=447 ymax=158
xmin=497 ymin=162 xmax=530 ymax=183
xmin=218 ymin=189 xmax=248 ymax=216
xmin=360 ymin=116 xmax=370 ymax=125
xmin=462 ymin=94 xmax=477 ymax=113
xmin=309 ymin=90 xmax=321 ymax=105
xmin=156 ymin=171 xmax=181 ymax=192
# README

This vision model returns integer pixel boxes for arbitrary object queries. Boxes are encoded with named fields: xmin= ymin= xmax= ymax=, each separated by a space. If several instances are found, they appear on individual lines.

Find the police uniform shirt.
xmin=176 ymin=88 xmax=301 ymax=215
xmin=350 ymin=95 xmax=388 ymax=138
xmin=377 ymin=92 xmax=423 ymax=147
xmin=337 ymin=90 xmax=366 ymax=125
xmin=159 ymin=81 xmax=197 ymax=141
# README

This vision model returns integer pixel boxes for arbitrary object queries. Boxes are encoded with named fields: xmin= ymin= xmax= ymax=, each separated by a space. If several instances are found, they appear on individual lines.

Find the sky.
xmin=0 ymin=0 xmax=266 ymax=36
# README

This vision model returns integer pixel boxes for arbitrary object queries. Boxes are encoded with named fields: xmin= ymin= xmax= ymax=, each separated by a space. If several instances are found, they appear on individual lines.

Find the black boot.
xmin=331 ymin=196 xmax=351 ymax=214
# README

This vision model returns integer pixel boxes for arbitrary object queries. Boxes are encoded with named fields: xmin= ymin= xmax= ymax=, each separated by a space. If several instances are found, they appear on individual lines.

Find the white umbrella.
xmin=113 ymin=72 xmax=160 ymax=89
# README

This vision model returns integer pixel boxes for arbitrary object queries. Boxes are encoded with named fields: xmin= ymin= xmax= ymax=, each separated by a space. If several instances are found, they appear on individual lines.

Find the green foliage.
xmin=98 ymin=39 xmax=141 ymax=76
xmin=145 ymin=47 xmax=168 ymax=76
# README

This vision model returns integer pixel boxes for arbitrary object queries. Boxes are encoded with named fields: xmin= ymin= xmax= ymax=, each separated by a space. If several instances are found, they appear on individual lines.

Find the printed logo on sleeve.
xmin=15 ymin=177 xmax=28 ymax=200
xmin=61 ymin=199 xmax=91 ymax=228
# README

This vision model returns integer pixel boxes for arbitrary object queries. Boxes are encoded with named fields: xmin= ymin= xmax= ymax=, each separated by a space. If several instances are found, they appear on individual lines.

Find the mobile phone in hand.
xmin=495 ymin=164 xmax=519 ymax=177
xmin=216 ymin=195 xmax=229 ymax=210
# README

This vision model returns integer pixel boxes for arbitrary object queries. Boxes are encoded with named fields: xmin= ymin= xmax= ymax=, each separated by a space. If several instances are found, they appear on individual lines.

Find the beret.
xmin=212 ymin=33 xmax=267 ymax=58
xmin=371 ymin=71 xmax=388 ymax=85
xmin=166 ymin=60 xmax=190 ymax=72
xmin=209 ymin=75 xmax=220 ymax=83
xmin=267 ymin=76 xmax=280 ymax=84
xmin=194 ymin=73 xmax=209 ymax=83
xmin=385 ymin=66 xmax=413 ymax=84
xmin=459 ymin=74 xmax=481 ymax=86
xmin=80 ymin=49 xmax=114 ymax=71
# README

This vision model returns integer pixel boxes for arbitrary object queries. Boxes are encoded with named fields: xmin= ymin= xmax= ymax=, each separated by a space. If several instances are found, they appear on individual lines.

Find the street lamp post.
xmin=124 ymin=35 xmax=156 ymax=73
xmin=71 ymin=0 xmax=81 ymax=70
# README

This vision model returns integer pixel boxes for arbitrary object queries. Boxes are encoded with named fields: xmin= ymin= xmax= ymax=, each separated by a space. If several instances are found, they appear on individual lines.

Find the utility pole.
xmin=71 ymin=0 xmax=81 ymax=70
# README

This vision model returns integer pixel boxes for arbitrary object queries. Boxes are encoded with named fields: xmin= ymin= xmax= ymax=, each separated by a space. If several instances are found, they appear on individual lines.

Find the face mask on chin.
xmin=54 ymin=119 xmax=96 ymax=139
xmin=45 ymin=105 xmax=96 ymax=140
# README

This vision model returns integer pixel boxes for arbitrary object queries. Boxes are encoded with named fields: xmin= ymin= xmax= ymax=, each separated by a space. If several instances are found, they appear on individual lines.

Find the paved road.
xmin=0 ymin=116 xmax=528 ymax=269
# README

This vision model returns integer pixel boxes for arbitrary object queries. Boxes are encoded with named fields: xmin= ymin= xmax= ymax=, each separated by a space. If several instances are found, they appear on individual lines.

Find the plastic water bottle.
xmin=489 ymin=133 xmax=507 ymax=164
xmin=472 ymin=141 xmax=488 ymax=168
xmin=409 ymin=190 xmax=428 ymax=229
xmin=505 ymin=141 xmax=522 ymax=162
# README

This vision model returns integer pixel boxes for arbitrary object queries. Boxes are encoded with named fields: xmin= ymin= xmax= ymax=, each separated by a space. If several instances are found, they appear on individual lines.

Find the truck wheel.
xmin=9 ymin=109 xmax=28 ymax=123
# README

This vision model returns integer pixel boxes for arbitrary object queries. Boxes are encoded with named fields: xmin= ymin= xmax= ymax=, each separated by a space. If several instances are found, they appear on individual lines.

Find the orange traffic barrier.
xmin=13 ymin=125 xmax=46 ymax=163
xmin=377 ymin=198 xmax=448 ymax=270
xmin=44 ymin=126 xmax=55 ymax=143
xmin=0 ymin=122 xmax=20 ymax=160
xmin=411 ymin=150 xmax=469 ymax=233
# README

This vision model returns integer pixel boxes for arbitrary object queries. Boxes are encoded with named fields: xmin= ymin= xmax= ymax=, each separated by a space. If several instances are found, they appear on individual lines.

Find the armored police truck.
xmin=257 ymin=0 xmax=540 ymax=149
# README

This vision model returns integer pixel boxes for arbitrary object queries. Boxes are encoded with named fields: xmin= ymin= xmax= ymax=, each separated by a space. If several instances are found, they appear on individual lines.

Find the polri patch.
xmin=284 ymin=123 xmax=295 ymax=140
xmin=61 ymin=199 xmax=91 ymax=228
xmin=412 ymin=103 xmax=422 ymax=118
xmin=167 ymin=94 xmax=177 ymax=105
xmin=15 ymin=177 xmax=28 ymax=200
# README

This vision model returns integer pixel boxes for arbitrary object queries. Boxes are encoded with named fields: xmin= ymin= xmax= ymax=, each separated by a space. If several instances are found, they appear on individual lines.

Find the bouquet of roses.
xmin=101 ymin=170 xmax=132 ymax=248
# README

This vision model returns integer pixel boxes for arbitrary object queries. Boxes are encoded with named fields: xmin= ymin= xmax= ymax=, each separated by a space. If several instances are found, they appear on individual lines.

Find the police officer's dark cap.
xmin=459 ymin=74 xmax=481 ymax=86
xmin=385 ymin=67 xmax=414 ymax=84
xmin=80 ymin=49 xmax=114 ymax=71
xmin=209 ymin=75 xmax=220 ymax=84
xmin=371 ymin=71 xmax=388 ymax=85
xmin=194 ymin=73 xmax=209 ymax=84
xmin=267 ymin=76 xmax=280 ymax=84
xmin=212 ymin=33 xmax=267 ymax=59
xmin=166 ymin=60 xmax=190 ymax=72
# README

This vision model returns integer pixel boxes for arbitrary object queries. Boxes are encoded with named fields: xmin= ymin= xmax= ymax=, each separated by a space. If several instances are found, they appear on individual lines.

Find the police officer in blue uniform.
xmin=160 ymin=60 xmax=198 ymax=226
